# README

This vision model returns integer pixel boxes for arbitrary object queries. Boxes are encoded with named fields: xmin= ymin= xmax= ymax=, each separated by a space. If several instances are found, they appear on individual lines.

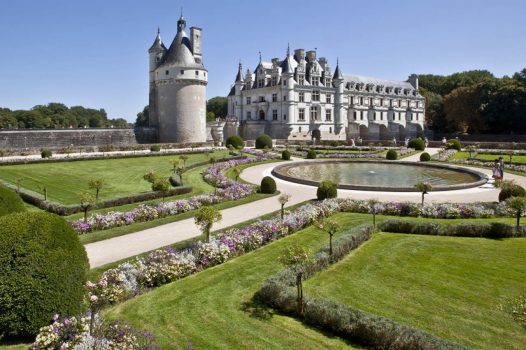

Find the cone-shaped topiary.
xmin=255 ymin=134 xmax=273 ymax=149
xmin=408 ymin=138 xmax=425 ymax=151
xmin=0 ymin=184 xmax=26 ymax=217
xmin=260 ymin=176 xmax=277 ymax=194
xmin=317 ymin=180 xmax=338 ymax=200
xmin=0 ymin=212 xmax=88 ymax=338
xmin=386 ymin=149 xmax=398 ymax=160
xmin=225 ymin=135 xmax=244 ymax=149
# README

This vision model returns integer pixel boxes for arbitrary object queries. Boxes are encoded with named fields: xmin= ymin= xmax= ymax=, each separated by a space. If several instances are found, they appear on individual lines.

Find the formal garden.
xmin=1 ymin=135 xmax=526 ymax=349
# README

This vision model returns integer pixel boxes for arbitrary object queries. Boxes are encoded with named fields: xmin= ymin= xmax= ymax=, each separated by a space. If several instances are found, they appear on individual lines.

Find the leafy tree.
xmin=506 ymin=196 xmax=526 ymax=229
xmin=179 ymin=154 xmax=189 ymax=167
xmin=415 ymin=182 xmax=432 ymax=205
xmin=0 ymin=114 xmax=18 ymax=129
xmin=206 ymin=111 xmax=216 ymax=122
xmin=443 ymin=84 xmax=487 ymax=133
xmin=232 ymin=167 xmax=242 ymax=182
xmin=176 ymin=166 xmax=187 ymax=185
xmin=143 ymin=170 xmax=157 ymax=184
xmin=169 ymin=159 xmax=180 ymax=173
xmin=278 ymin=193 xmax=290 ymax=220
xmin=420 ymin=88 xmax=447 ymax=132
xmin=279 ymin=245 xmax=311 ymax=315
xmin=88 ymin=178 xmax=105 ymax=201
xmin=206 ymin=96 xmax=228 ymax=120
xmin=135 ymin=105 xmax=150 ymax=127
xmin=194 ymin=206 xmax=222 ymax=242
xmin=314 ymin=219 xmax=340 ymax=258
xmin=79 ymin=193 xmax=96 ymax=223
xmin=367 ymin=198 xmax=380 ymax=230
xmin=152 ymin=178 xmax=170 ymax=202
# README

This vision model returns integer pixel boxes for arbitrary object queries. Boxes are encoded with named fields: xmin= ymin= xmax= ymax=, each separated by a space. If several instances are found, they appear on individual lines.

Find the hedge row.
xmin=257 ymin=224 xmax=467 ymax=349
xmin=379 ymin=219 xmax=526 ymax=238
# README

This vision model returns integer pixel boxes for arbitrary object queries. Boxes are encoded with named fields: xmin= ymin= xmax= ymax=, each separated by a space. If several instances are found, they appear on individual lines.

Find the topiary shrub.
xmin=446 ymin=138 xmax=462 ymax=151
xmin=0 ymin=212 xmax=88 ymax=339
xmin=40 ymin=148 xmax=52 ymax=158
xmin=150 ymin=144 xmax=161 ymax=152
xmin=255 ymin=134 xmax=273 ymax=149
xmin=420 ymin=152 xmax=431 ymax=161
xmin=499 ymin=184 xmax=526 ymax=202
xmin=317 ymin=180 xmax=338 ymax=200
xmin=306 ymin=150 xmax=317 ymax=159
xmin=260 ymin=176 xmax=277 ymax=194
xmin=330 ymin=140 xmax=339 ymax=147
xmin=169 ymin=175 xmax=182 ymax=187
xmin=226 ymin=135 xmax=244 ymax=149
xmin=282 ymin=150 xmax=291 ymax=160
xmin=407 ymin=138 xmax=425 ymax=151
xmin=386 ymin=149 xmax=398 ymax=160
xmin=0 ymin=185 xmax=26 ymax=217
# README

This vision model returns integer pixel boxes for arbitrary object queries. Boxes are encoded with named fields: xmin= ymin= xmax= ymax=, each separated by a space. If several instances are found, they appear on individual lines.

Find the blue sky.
xmin=0 ymin=0 xmax=524 ymax=122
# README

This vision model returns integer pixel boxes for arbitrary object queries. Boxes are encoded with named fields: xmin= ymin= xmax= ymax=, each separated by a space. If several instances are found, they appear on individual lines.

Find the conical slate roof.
xmin=235 ymin=62 xmax=243 ymax=82
xmin=148 ymin=29 xmax=166 ymax=53
xmin=333 ymin=61 xmax=343 ymax=80
xmin=159 ymin=16 xmax=203 ymax=68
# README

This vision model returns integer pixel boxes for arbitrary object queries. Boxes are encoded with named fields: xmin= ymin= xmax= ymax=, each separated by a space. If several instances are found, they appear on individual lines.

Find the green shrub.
xmin=420 ymin=152 xmax=431 ymax=161
xmin=0 ymin=185 xmax=26 ymax=217
xmin=40 ymin=148 xmax=52 ymax=158
xmin=150 ymin=144 xmax=161 ymax=152
xmin=306 ymin=150 xmax=317 ymax=159
xmin=317 ymin=180 xmax=337 ymax=200
xmin=407 ymin=138 xmax=425 ymax=151
xmin=260 ymin=176 xmax=277 ymax=194
xmin=499 ymin=184 xmax=526 ymax=202
xmin=0 ymin=212 xmax=88 ymax=338
xmin=169 ymin=175 xmax=182 ymax=187
xmin=446 ymin=139 xmax=462 ymax=151
xmin=225 ymin=135 xmax=244 ymax=149
xmin=282 ymin=150 xmax=291 ymax=160
xmin=385 ymin=149 xmax=398 ymax=160
xmin=330 ymin=141 xmax=339 ymax=147
xmin=255 ymin=134 xmax=273 ymax=149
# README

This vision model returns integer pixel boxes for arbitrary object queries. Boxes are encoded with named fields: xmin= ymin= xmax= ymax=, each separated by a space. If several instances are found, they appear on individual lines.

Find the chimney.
xmin=294 ymin=48 xmax=305 ymax=61
xmin=190 ymin=27 xmax=202 ymax=62
xmin=306 ymin=50 xmax=316 ymax=62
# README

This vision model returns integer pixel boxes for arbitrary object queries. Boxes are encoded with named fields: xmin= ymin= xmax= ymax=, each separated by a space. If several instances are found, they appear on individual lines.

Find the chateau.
xmin=148 ymin=15 xmax=207 ymax=143
xmin=227 ymin=48 xmax=425 ymax=141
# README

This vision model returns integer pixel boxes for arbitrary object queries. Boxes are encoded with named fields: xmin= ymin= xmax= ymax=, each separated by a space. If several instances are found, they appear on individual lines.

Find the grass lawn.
xmin=305 ymin=230 xmax=526 ymax=350
xmin=0 ymin=151 xmax=229 ymax=205
xmin=451 ymin=151 xmax=526 ymax=164
xmin=104 ymin=215 xmax=370 ymax=349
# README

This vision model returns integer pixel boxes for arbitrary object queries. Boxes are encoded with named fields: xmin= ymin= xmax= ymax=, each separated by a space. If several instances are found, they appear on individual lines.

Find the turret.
xmin=234 ymin=62 xmax=244 ymax=120
xmin=148 ymin=28 xmax=166 ymax=82
xmin=333 ymin=59 xmax=345 ymax=131
xmin=408 ymin=74 xmax=419 ymax=90
xmin=281 ymin=45 xmax=295 ymax=125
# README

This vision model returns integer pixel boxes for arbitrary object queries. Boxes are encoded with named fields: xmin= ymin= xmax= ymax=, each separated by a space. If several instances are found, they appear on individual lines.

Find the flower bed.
xmin=431 ymin=149 xmax=457 ymax=161
xmin=70 ymin=152 xmax=277 ymax=234
xmin=450 ymin=158 xmax=526 ymax=173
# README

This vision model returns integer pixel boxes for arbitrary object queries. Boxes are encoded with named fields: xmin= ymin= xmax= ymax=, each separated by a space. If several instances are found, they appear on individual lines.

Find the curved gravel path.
xmin=85 ymin=148 xmax=526 ymax=268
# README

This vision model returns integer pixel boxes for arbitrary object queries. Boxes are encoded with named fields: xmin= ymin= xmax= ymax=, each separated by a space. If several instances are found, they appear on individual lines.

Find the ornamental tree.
xmin=232 ymin=167 xmax=242 ymax=182
xmin=79 ymin=192 xmax=96 ymax=223
xmin=278 ymin=193 xmax=291 ymax=220
xmin=152 ymin=178 xmax=171 ymax=202
xmin=169 ymin=159 xmax=180 ymax=173
xmin=279 ymin=245 xmax=311 ymax=315
xmin=367 ymin=198 xmax=380 ymax=231
xmin=179 ymin=154 xmax=189 ymax=167
xmin=176 ymin=166 xmax=187 ymax=185
xmin=194 ymin=205 xmax=222 ymax=242
xmin=314 ymin=219 xmax=340 ymax=258
xmin=506 ymin=196 xmax=526 ymax=229
xmin=415 ymin=182 xmax=433 ymax=205
xmin=88 ymin=178 xmax=105 ymax=201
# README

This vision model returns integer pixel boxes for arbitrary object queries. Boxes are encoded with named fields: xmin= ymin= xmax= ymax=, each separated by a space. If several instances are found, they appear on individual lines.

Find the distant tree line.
xmin=0 ymin=103 xmax=131 ymax=129
xmin=420 ymin=68 xmax=526 ymax=134
xmin=135 ymin=96 xmax=228 ymax=127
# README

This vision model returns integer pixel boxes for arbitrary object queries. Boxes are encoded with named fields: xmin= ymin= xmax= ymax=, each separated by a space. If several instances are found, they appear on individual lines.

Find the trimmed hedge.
xmin=282 ymin=150 xmax=291 ymax=160
xmin=379 ymin=219 xmax=526 ymax=238
xmin=260 ymin=176 xmax=277 ymax=194
xmin=40 ymin=148 xmax=52 ymax=158
xmin=150 ymin=144 xmax=161 ymax=152
xmin=169 ymin=175 xmax=182 ymax=187
xmin=226 ymin=135 xmax=244 ymax=149
xmin=306 ymin=150 xmax=317 ymax=159
xmin=0 ymin=185 xmax=26 ymax=217
xmin=255 ymin=134 xmax=273 ymax=149
xmin=420 ymin=152 xmax=431 ymax=161
xmin=446 ymin=139 xmax=462 ymax=151
xmin=317 ymin=181 xmax=337 ymax=200
xmin=499 ymin=184 xmax=526 ymax=202
xmin=408 ymin=138 xmax=425 ymax=151
xmin=386 ymin=149 xmax=398 ymax=160
xmin=257 ymin=224 xmax=465 ymax=349
xmin=0 ymin=212 xmax=88 ymax=338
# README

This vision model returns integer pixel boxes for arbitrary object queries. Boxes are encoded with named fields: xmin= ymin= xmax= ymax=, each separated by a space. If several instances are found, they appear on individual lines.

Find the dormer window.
xmin=258 ymin=79 xmax=265 ymax=88
xmin=311 ymin=76 xmax=320 ymax=86
xmin=298 ymin=75 xmax=305 ymax=85
xmin=325 ymin=78 xmax=331 ymax=87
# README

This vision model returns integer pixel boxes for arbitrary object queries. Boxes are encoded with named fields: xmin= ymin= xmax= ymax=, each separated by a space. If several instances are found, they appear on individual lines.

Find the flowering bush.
xmin=31 ymin=314 xmax=159 ymax=350
xmin=432 ymin=149 xmax=457 ymax=161
xmin=70 ymin=151 xmax=277 ymax=234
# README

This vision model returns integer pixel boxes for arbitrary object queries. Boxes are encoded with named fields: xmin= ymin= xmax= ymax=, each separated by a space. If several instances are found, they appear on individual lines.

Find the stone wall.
xmin=0 ymin=128 xmax=138 ymax=150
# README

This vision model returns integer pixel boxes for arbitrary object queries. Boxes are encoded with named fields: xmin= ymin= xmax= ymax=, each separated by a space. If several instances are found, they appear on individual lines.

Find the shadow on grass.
xmin=240 ymin=296 xmax=274 ymax=321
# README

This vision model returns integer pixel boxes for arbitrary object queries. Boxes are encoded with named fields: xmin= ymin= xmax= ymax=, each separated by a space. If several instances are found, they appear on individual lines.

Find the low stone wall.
xmin=0 ymin=128 xmax=137 ymax=150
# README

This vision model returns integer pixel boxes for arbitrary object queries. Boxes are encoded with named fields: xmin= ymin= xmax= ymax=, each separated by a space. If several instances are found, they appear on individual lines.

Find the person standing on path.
xmin=498 ymin=157 xmax=505 ymax=179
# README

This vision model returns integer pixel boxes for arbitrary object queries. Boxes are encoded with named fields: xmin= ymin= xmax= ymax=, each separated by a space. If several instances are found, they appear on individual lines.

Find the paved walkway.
xmin=85 ymin=148 xmax=525 ymax=268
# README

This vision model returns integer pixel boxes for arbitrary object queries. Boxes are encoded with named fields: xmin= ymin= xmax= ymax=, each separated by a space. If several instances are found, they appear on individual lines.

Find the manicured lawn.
xmin=305 ymin=231 xmax=526 ymax=350
xmin=104 ymin=215 xmax=370 ymax=349
xmin=0 ymin=151 xmax=229 ymax=205
xmin=451 ymin=151 xmax=526 ymax=164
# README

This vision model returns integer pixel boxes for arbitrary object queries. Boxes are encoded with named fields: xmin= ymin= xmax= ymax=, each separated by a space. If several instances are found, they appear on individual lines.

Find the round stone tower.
xmin=148 ymin=15 xmax=208 ymax=143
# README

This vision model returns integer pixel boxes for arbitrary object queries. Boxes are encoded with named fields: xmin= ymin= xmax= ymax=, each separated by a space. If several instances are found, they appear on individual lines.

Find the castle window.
xmin=299 ymin=92 xmax=305 ymax=102
xmin=312 ymin=91 xmax=320 ymax=102
xmin=272 ymin=93 xmax=277 ymax=102
xmin=353 ymin=111 xmax=357 ymax=120
xmin=195 ymin=71 xmax=199 ymax=76
xmin=298 ymin=75 xmax=304 ymax=85
xmin=350 ymin=96 xmax=354 ymax=105
xmin=299 ymin=108 xmax=305 ymax=121
xmin=246 ymin=97 xmax=251 ymax=105
xmin=360 ymin=111 xmax=364 ymax=120
xmin=165 ymin=70 xmax=169 ymax=75
xmin=299 ymin=126 xmax=302 ymax=132
xmin=180 ymin=70 xmax=184 ymax=74
xmin=326 ymin=94 xmax=332 ymax=104
xmin=271 ymin=77 xmax=278 ymax=86
xmin=258 ymin=79 xmax=265 ymax=88
xmin=325 ymin=78 xmax=331 ymax=87
xmin=310 ymin=106 xmax=319 ymax=121
xmin=259 ymin=110 xmax=265 ymax=120
xmin=259 ymin=96 xmax=265 ymax=102
xmin=325 ymin=110 xmax=332 ymax=121
xmin=311 ymin=76 xmax=319 ymax=86
xmin=360 ymin=97 xmax=364 ymax=105
xmin=204 ymin=72 xmax=206 ymax=77
xmin=380 ymin=99 xmax=383 ymax=107
xmin=284 ymin=80 xmax=287 ymax=86
xmin=272 ymin=110 xmax=278 ymax=120
xmin=330 ymin=127 xmax=332 ymax=133
xmin=284 ymin=95 xmax=287 ymax=101
xmin=247 ymin=111 xmax=251 ymax=119
xmin=390 ymin=99 xmax=393 ymax=107
xmin=284 ymin=114 xmax=287 ymax=120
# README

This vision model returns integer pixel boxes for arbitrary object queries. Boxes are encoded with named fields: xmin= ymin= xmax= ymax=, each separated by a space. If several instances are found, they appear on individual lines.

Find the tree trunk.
xmin=372 ymin=213 xmax=376 ymax=231
xmin=421 ymin=193 xmax=425 ymax=206
xmin=96 ymin=189 xmax=99 ymax=201
xmin=517 ymin=210 xmax=521 ymax=229
xmin=281 ymin=204 xmax=285 ymax=220
xmin=90 ymin=309 xmax=95 ymax=335
xmin=329 ymin=233 xmax=333 ymax=257
xmin=84 ymin=208 xmax=88 ymax=223
xmin=296 ymin=273 xmax=304 ymax=315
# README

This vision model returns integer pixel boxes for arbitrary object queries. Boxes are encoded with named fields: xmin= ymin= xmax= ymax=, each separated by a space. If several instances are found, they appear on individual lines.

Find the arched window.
xmin=259 ymin=110 xmax=265 ymax=120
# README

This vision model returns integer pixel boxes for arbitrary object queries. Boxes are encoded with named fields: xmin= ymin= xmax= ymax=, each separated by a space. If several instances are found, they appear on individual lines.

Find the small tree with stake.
xmin=179 ymin=154 xmax=189 ymax=167
xmin=232 ymin=167 xmax=242 ymax=182
xmin=152 ymin=178 xmax=170 ymax=202
xmin=415 ymin=181 xmax=433 ymax=206
xmin=367 ymin=198 xmax=381 ymax=231
xmin=314 ymin=219 xmax=340 ymax=259
xmin=279 ymin=245 xmax=311 ymax=315
xmin=506 ymin=196 xmax=526 ymax=230
xmin=79 ymin=193 xmax=95 ymax=223
xmin=88 ymin=178 xmax=105 ymax=201
xmin=278 ymin=193 xmax=291 ymax=220
xmin=39 ymin=185 xmax=48 ymax=201
xmin=194 ymin=205 xmax=222 ymax=242
xmin=176 ymin=166 xmax=187 ymax=185
xmin=169 ymin=159 xmax=180 ymax=173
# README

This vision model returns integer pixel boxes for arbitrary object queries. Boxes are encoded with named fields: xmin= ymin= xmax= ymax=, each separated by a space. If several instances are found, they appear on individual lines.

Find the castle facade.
xmin=227 ymin=48 xmax=425 ymax=141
